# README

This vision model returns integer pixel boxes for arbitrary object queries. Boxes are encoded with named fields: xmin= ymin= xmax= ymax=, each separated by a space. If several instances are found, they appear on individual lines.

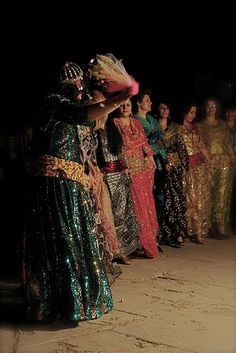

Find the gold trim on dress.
xmin=124 ymin=155 xmax=146 ymax=174
xmin=31 ymin=154 xmax=91 ymax=190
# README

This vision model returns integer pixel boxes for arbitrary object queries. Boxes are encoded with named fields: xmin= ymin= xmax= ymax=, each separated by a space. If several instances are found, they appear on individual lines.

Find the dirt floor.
xmin=1 ymin=235 xmax=236 ymax=353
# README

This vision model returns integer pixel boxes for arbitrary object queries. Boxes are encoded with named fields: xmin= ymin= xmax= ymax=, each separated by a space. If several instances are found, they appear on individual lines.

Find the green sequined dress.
xmin=23 ymin=94 xmax=113 ymax=324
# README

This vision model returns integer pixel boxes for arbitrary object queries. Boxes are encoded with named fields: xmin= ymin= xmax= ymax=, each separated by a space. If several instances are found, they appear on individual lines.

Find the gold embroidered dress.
xmin=197 ymin=119 xmax=232 ymax=232
xmin=179 ymin=124 xmax=211 ymax=237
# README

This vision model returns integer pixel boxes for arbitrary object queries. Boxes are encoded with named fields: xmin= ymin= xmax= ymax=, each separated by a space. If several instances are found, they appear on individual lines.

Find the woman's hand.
xmin=145 ymin=156 xmax=156 ymax=171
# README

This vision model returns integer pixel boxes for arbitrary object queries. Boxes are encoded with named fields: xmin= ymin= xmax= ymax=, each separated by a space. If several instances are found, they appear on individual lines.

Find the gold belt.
xmin=31 ymin=154 xmax=91 ymax=190
xmin=125 ymin=155 xmax=146 ymax=174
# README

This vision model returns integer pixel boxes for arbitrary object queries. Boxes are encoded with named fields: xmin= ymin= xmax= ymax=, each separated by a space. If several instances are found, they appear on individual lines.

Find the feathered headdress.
xmin=88 ymin=53 xmax=138 ymax=94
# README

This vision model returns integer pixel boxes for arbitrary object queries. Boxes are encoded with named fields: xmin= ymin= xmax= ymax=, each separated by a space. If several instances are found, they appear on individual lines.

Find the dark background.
xmin=0 ymin=2 xmax=235 ymax=292
xmin=2 ymin=3 xmax=236 ymax=132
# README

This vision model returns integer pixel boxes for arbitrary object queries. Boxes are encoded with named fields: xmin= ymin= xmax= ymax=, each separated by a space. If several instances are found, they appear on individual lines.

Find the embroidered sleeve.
xmin=44 ymin=94 xmax=88 ymax=125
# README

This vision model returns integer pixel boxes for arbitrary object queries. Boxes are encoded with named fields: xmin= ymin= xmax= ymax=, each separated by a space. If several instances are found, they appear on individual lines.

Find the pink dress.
xmin=115 ymin=117 xmax=158 ymax=258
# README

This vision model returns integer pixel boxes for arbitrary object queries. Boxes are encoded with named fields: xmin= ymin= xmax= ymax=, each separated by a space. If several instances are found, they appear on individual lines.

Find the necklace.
xmin=119 ymin=117 xmax=131 ymax=126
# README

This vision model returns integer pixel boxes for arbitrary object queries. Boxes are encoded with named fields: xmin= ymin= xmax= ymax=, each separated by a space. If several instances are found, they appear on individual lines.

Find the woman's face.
xmin=158 ymin=103 xmax=170 ymax=119
xmin=119 ymin=99 xmax=132 ymax=118
xmin=225 ymin=109 xmax=236 ymax=123
xmin=138 ymin=94 xmax=152 ymax=113
xmin=205 ymin=100 xmax=217 ymax=116
xmin=184 ymin=106 xmax=197 ymax=123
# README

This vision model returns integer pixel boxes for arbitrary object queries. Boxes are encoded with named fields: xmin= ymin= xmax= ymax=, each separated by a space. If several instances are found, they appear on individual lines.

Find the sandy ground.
xmin=1 ymin=236 xmax=236 ymax=353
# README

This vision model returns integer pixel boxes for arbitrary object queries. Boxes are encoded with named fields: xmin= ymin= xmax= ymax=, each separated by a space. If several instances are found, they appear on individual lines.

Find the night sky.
xmin=4 ymin=4 xmax=236 ymax=132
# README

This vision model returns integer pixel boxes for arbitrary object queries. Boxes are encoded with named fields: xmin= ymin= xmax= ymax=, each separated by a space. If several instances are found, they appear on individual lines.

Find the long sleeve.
xmin=177 ymin=131 xmax=189 ymax=171
xmin=139 ymin=123 xmax=153 ymax=157
xmin=41 ymin=94 xmax=88 ymax=127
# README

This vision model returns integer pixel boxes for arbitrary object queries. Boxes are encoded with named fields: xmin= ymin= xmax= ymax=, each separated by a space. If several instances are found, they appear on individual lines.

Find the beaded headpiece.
xmin=59 ymin=62 xmax=84 ymax=85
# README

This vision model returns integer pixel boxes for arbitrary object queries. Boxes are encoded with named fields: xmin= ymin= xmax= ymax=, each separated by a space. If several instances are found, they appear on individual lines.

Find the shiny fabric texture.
xmin=89 ymin=162 xmax=119 ymax=260
xmin=155 ymin=122 xmax=189 ymax=244
xmin=135 ymin=114 xmax=160 ymax=155
xmin=77 ymin=124 xmax=119 ymax=261
xmin=100 ymin=160 xmax=126 ymax=173
xmin=134 ymin=114 xmax=166 ymax=242
xmin=97 ymin=129 xmax=139 ymax=257
xmin=24 ymin=177 xmax=112 ymax=322
xmin=179 ymin=124 xmax=211 ymax=237
xmin=115 ymin=118 xmax=158 ymax=258
xmin=229 ymin=127 xmax=236 ymax=232
xmin=209 ymin=166 xmax=232 ymax=229
xmin=229 ymin=127 xmax=236 ymax=155
xmin=197 ymin=120 xmax=232 ymax=231
xmin=31 ymin=154 xmax=90 ymax=189
xmin=23 ymin=93 xmax=113 ymax=323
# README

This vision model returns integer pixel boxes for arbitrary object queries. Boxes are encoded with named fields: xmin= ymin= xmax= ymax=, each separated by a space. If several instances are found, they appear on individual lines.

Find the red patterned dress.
xmin=115 ymin=117 xmax=158 ymax=258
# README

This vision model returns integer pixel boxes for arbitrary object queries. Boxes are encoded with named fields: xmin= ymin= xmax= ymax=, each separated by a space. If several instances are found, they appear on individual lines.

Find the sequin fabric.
xmin=155 ymin=123 xmax=189 ymax=244
xmin=229 ymin=127 xmax=236 ymax=155
xmin=97 ymin=129 xmax=140 ymax=256
xmin=23 ymin=93 xmax=113 ymax=323
xmin=31 ymin=154 xmax=91 ymax=190
xmin=229 ymin=127 xmax=236 ymax=231
xmin=179 ymin=124 xmax=211 ymax=237
xmin=77 ymin=124 xmax=121 ymax=282
xmin=115 ymin=118 xmax=158 ymax=258
xmin=134 ymin=114 xmax=166 ymax=243
xmin=197 ymin=120 xmax=232 ymax=231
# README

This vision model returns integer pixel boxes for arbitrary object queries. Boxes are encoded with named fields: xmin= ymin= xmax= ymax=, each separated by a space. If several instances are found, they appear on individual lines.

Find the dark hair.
xmin=136 ymin=88 xmax=152 ymax=103
xmin=96 ymin=114 xmax=123 ymax=167
xmin=106 ymin=116 xmax=123 ymax=155
xmin=179 ymin=101 xmax=198 ymax=124
xmin=132 ymin=88 xmax=152 ymax=114
xmin=155 ymin=100 xmax=171 ymax=120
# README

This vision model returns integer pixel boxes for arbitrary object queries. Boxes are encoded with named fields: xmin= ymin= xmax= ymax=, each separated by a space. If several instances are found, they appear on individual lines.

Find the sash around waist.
xmin=100 ymin=160 xmax=126 ymax=173
xmin=29 ymin=154 xmax=91 ymax=190
xmin=189 ymin=153 xmax=205 ymax=167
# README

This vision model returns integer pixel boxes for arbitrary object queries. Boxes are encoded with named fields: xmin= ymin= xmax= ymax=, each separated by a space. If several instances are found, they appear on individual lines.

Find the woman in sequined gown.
xmin=114 ymin=99 xmax=159 ymax=258
xmin=23 ymin=62 xmax=134 ymax=325
xmin=76 ymin=121 xmax=120 ymax=280
xmin=197 ymin=98 xmax=235 ymax=238
xmin=154 ymin=101 xmax=189 ymax=247
xmin=179 ymin=103 xmax=211 ymax=244
xmin=95 ymin=104 xmax=140 ymax=264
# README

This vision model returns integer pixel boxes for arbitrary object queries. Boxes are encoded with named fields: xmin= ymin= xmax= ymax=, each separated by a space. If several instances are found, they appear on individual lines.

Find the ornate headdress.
xmin=59 ymin=62 xmax=84 ymax=85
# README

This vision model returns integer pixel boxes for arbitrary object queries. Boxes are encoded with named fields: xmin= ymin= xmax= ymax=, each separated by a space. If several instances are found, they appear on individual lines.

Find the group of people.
xmin=137 ymin=93 xmax=235 ymax=245
xmin=22 ymin=56 xmax=158 ymax=326
xmin=22 ymin=54 xmax=236 ymax=327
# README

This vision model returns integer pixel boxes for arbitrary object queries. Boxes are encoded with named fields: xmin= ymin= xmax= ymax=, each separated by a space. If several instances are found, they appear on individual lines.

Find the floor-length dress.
xmin=23 ymin=93 xmax=113 ymax=323
xmin=115 ymin=117 xmax=158 ymax=258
